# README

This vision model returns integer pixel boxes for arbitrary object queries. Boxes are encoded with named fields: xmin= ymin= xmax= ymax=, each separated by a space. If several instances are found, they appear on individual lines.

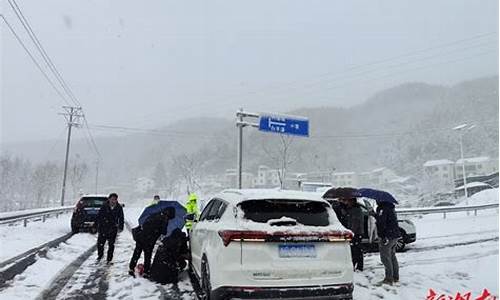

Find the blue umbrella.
xmin=138 ymin=200 xmax=187 ymax=237
xmin=356 ymin=188 xmax=398 ymax=204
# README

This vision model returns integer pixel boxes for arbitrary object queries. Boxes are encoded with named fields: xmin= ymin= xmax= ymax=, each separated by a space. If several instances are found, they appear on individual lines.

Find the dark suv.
xmin=71 ymin=195 xmax=108 ymax=233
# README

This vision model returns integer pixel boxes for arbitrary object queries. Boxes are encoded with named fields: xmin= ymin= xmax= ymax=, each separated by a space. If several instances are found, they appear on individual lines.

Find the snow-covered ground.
xmin=0 ymin=212 xmax=72 ymax=262
xmin=0 ymin=206 xmax=73 ymax=220
xmin=0 ymin=190 xmax=497 ymax=299
xmin=354 ymin=189 xmax=499 ymax=299
xmin=0 ymin=233 xmax=96 ymax=300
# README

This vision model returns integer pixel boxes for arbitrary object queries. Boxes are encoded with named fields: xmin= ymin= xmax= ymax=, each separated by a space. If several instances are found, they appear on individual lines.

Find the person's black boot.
xmin=128 ymin=269 xmax=136 ymax=277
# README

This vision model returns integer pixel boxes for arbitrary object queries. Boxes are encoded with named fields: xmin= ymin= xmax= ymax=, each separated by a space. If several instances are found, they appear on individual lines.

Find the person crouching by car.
xmin=128 ymin=207 xmax=175 ymax=278
xmin=150 ymin=228 xmax=189 ymax=284
xmin=96 ymin=193 xmax=124 ymax=263
xmin=340 ymin=197 xmax=364 ymax=271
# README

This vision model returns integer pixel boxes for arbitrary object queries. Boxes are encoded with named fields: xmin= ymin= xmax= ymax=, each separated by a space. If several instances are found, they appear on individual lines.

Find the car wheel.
xmin=396 ymin=229 xmax=406 ymax=252
xmin=201 ymin=257 xmax=213 ymax=300
xmin=71 ymin=225 xmax=79 ymax=234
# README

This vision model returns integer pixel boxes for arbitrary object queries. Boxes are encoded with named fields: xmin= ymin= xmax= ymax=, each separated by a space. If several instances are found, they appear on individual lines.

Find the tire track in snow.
xmin=407 ymin=236 xmax=498 ymax=253
xmin=35 ymin=244 xmax=97 ymax=300
xmin=54 ymin=258 xmax=111 ymax=300
xmin=0 ymin=233 xmax=73 ymax=290
xmin=44 ymin=225 xmax=136 ymax=300
xmin=417 ymin=229 xmax=499 ymax=241
xmin=364 ymin=248 xmax=498 ymax=272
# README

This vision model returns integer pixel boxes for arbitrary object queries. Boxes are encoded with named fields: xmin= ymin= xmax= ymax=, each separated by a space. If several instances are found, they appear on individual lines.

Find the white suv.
xmin=189 ymin=189 xmax=354 ymax=300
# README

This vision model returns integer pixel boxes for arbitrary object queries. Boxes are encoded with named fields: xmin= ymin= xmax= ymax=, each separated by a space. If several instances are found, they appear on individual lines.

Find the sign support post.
xmin=235 ymin=109 xmax=309 ymax=189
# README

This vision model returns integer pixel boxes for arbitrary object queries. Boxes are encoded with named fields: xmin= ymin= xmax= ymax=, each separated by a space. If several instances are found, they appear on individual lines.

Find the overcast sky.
xmin=1 ymin=0 xmax=498 ymax=143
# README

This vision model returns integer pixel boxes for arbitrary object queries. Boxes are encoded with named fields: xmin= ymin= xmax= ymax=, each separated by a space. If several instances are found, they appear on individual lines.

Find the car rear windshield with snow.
xmin=81 ymin=197 xmax=107 ymax=207
xmin=239 ymin=199 xmax=330 ymax=226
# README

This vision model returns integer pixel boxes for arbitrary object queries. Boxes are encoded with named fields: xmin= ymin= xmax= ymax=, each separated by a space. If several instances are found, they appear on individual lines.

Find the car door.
xmin=190 ymin=199 xmax=216 ymax=276
xmin=363 ymin=199 xmax=377 ymax=243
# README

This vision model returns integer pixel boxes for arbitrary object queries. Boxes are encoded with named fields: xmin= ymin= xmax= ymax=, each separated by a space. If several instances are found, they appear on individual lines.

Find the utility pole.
xmin=95 ymin=159 xmax=99 ymax=194
xmin=458 ymin=133 xmax=468 ymax=199
xmin=59 ymin=106 xmax=83 ymax=206
xmin=453 ymin=123 xmax=475 ymax=212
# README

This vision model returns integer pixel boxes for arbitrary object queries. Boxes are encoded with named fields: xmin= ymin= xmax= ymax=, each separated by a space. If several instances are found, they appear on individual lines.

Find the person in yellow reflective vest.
xmin=185 ymin=193 xmax=199 ymax=231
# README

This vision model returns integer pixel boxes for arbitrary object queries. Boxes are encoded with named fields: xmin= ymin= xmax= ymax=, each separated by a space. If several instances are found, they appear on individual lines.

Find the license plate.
xmin=84 ymin=209 xmax=99 ymax=215
xmin=278 ymin=244 xmax=316 ymax=258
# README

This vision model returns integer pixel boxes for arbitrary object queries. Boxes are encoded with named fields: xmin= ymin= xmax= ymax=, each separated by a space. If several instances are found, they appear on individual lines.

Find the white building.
xmin=224 ymin=169 xmax=255 ymax=189
xmin=423 ymin=159 xmax=455 ymax=190
xmin=197 ymin=174 xmax=225 ymax=194
xmin=253 ymin=165 xmax=281 ymax=188
xmin=455 ymin=156 xmax=497 ymax=179
xmin=331 ymin=172 xmax=357 ymax=187
xmin=357 ymin=167 xmax=399 ymax=187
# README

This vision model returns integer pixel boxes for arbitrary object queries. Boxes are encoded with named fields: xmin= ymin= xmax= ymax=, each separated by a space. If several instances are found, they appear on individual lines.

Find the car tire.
xmin=71 ymin=225 xmax=79 ymax=234
xmin=201 ymin=256 xmax=214 ymax=300
xmin=396 ymin=229 xmax=406 ymax=252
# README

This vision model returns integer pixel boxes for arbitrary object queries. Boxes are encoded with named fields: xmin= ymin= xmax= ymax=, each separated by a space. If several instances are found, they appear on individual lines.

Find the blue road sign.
xmin=258 ymin=114 xmax=309 ymax=137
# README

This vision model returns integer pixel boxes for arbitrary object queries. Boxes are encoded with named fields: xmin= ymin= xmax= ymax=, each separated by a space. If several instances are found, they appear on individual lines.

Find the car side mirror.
xmin=185 ymin=213 xmax=197 ymax=222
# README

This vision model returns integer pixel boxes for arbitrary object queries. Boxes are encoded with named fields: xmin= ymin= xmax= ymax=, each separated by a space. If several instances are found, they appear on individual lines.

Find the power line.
xmin=42 ymin=126 xmax=68 ymax=161
xmin=301 ymin=40 xmax=497 ymax=92
xmin=7 ymin=0 xmax=82 ymax=107
xmin=0 ymin=14 xmax=71 ymax=106
xmin=6 ymin=1 xmax=102 ymax=163
xmin=129 ymin=32 xmax=498 ymax=126
xmin=288 ymin=48 xmax=498 ymax=101
xmin=87 ymin=124 xmax=226 ymax=138
xmin=310 ymin=120 xmax=498 ymax=140
xmin=81 ymin=116 xmax=102 ymax=160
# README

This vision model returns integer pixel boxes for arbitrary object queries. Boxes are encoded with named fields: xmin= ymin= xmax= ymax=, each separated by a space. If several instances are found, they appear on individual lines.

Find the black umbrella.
xmin=357 ymin=188 xmax=398 ymax=204
xmin=322 ymin=187 xmax=358 ymax=199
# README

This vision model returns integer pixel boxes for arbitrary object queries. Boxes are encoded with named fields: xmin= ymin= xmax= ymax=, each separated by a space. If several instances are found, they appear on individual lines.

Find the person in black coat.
xmin=150 ymin=228 xmax=189 ymax=284
xmin=340 ymin=197 xmax=364 ymax=271
xmin=96 ymin=193 xmax=124 ymax=263
xmin=331 ymin=199 xmax=348 ymax=228
xmin=375 ymin=201 xmax=401 ymax=285
xmin=128 ymin=207 xmax=175 ymax=277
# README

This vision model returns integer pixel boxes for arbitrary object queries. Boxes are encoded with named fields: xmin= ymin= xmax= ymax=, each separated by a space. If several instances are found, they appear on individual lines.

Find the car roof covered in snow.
xmin=218 ymin=189 xmax=328 ymax=205
xmin=81 ymin=194 xmax=109 ymax=198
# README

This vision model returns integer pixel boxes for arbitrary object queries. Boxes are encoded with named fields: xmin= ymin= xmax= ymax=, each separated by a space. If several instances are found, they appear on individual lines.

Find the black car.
xmin=71 ymin=195 xmax=108 ymax=233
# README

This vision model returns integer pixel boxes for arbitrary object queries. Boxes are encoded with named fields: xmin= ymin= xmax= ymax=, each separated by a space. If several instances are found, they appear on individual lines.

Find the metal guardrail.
xmin=0 ymin=206 xmax=74 ymax=226
xmin=397 ymin=203 xmax=498 ymax=218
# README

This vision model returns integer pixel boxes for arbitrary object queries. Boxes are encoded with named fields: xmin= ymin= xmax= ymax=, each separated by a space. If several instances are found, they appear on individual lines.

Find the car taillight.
xmin=218 ymin=230 xmax=268 ymax=246
xmin=218 ymin=230 xmax=353 ymax=247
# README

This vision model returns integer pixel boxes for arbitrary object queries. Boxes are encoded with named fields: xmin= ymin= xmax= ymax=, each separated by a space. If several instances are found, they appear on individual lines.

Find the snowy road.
xmin=0 ymin=190 xmax=498 ymax=299
xmin=354 ymin=190 xmax=499 ymax=299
